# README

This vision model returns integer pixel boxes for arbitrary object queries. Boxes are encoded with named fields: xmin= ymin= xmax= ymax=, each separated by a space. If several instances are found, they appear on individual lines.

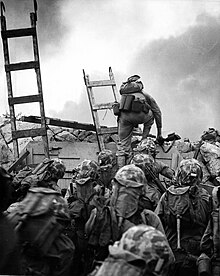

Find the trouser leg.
xmin=142 ymin=114 xmax=154 ymax=139
xmin=117 ymin=115 xmax=134 ymax=168
xmin=142 ymin=126 xmax=151 ymax=139
xmin=118 ymin=117 xmax=134 ymax=155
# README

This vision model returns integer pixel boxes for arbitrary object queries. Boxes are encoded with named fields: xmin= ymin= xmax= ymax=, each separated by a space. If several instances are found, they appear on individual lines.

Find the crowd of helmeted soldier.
xmin=0 ymin=128 xmax=220 ymax=276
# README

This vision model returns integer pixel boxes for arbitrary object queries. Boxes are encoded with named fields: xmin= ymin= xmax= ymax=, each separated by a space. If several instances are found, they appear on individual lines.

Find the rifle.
xmin=144 ymin=164 xmax=166 ymax=194
xmin=32 ymin=158 xmax=54 ymax=175
xmin=193 ymin=140 xmax=203 ymax=159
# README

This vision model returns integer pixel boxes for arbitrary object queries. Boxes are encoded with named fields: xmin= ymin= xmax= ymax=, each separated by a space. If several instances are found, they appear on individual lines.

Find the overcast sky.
xmin=0 ymin=0 xmax=220 ymax=141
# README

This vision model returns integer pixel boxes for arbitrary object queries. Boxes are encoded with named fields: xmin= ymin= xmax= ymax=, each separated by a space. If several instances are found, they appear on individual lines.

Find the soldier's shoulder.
xmin=198 ymin=187 xmax=211 ymax=202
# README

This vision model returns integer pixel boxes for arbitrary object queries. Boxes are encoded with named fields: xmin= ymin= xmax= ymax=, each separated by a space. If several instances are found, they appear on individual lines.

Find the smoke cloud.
xmin=131 ymin=13 xmax=220 ymax=140
xmin=0 ymin=1 xmax=220 ymax=142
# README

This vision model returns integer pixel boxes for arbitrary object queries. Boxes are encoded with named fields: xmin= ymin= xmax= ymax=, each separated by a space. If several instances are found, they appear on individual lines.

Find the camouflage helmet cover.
xmin=109 ymin=225 xmax=171 ymax=275
xmin=98 ymin=149 xmax=115 ymax=167
xmin=135 ymin=138 xmax=157 ymax=155
xmin=114 ymin=164 xmax=146 ymax=188
xmin=201 ymin=127 xmax=218 ymax=141
xmin=75 ymin=159 xmax=100 ymax=185
xmin=48 ymin=158 xmax=66 ymax=180
xmin=127 ymin=74 xmax=141 ymax=82
xmin=177 ymin=158 xmax=203 ymax=186
xmin=131 ymin=153 xmax=154 ymax=170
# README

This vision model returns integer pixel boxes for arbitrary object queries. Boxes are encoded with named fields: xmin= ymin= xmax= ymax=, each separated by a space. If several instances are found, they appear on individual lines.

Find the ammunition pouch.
xmin=119 ymin=95 xmax=149 ymax=114
xmin=112 ymin=101 xmax=120 ymax=116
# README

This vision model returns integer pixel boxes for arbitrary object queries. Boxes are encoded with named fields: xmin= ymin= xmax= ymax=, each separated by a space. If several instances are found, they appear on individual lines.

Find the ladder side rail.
xmin=83 ymin=70 xmax=104 ymax=150
xmin=109 ymin=67 xmax=119 ymax=132
xmin=92 ymin=105 xmax=105 ymax=150
xmin=30 ymin=12 xmax=49 ymax=158
xmin=87 ymin=79 xmax=105 ymax=150
xmin=1 ymin=14 xmax=19 ymax=158
xmin=109 ymin=67 xmax=118 ymax=102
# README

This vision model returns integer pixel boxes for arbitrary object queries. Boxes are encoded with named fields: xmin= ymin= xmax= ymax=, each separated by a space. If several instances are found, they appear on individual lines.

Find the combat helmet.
xmin=98 ymin=149 xmax=115 ymax=169
xmin=176 ymin=158 xmax=203 ymax=186
xmin=108 ymin=225 xmax=172 ymax=276
xmin=135 ymin=138 xmax=157 ymax=157
xmin=114 ymin=164 xmax=146 ymax=188
xmin=131 ymin=153 xmax=154 ymax=170
xmin=111 ymin=165 xmax=146 ymax=224
xmin=131 ymin=153 xmax=157 ymax=181
xmin=201 ymin=127 xmax=219 ymax=142
xmin=47 ymin=158 xmax=66 ymax=181
xmin=74 ymin=159 xmax=100 ymax=202
xmin=127 ymin=74 xmax=141 ymax=82
xmin=75 ymin=159 xmax=100 ymax=185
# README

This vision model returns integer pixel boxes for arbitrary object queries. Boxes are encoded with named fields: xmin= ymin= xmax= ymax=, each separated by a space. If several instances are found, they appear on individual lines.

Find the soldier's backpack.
xmin=7 ymin=187 xmax=67 ymax=257
xmin=163 ymin=186 xmax=197 ymax=250
xmin=119 ymin=79 xmax=144 ymax=95
xmin=85 ymin=178 xmax=144 ymax=248
xmin=163 ymin=185 xmax=210 ymax=254
xmin=12 ymin=159 xmax=54 ymax=200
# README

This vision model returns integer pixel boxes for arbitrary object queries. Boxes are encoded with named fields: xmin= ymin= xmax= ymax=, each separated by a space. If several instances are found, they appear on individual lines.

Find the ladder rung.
xmin=93 ymin=102 xmax=114 ymax=111
xmin=8 ymin=149 xmax=30 ymax=173
xmin=87 ymin=80 xmax=116 ymax=87
xmin=98 ymin=127 xmax=118 ymax=135
xmin=12 ymin=128 xmax=47 ymax=139
xmin=1 ymin=27 xmax=36 ymax=39
xmin=5 ymin=61 xmax=39 ymax=72
xmin=98 ymin=127 xmax=142 ymax=136
xmin=8 ymin=94 xmax=43 ymax=105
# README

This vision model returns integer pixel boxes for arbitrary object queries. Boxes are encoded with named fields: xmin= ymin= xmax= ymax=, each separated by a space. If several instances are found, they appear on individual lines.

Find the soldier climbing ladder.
xmin=0 ymin=0 xmax=49 ymax=159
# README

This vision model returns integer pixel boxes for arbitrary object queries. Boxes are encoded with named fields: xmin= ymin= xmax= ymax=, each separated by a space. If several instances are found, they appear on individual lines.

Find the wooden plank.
xmin=8 ymin=149 xmax=30 ymax=172
xmin=5 ymin=61 xmax=39 ymax=72
xmin=1 ymin=27 xmax=36 ymax=39
xmin=12 ymin=127 xmax=47 ymax=139
xmin=21 ymin=115 xmax=96 ymax=131
xmin=98 ymin=127 xmax=142 ymax=136
xmin=87 ymin=80 xmax=116 ymax=87
xmin=58 ymin=156 xmax=81 ymax=160
xmin=99 ymin=127 xmax=118 ymax=135
xmin=8 ymin=94 xmax=43 ymax=105
xmin=93 ymin=102 xmax=114 ymax=110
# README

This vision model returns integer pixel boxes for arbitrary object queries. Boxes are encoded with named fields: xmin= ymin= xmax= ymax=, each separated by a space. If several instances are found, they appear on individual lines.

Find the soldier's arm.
xmin=142 ymin=208 xmax=175 ymax=264
xmin=200 ymin=219 xmax=213 ymax=257
xmin=143 ymin=92 xmax=162 ymax=128
xmin=155 ymin=161 xmax=175 ymax=180
xmin=154 ymin=193 xmax=166 ymax=226
xmin=142 ymin=208 xmax=165 ymax=234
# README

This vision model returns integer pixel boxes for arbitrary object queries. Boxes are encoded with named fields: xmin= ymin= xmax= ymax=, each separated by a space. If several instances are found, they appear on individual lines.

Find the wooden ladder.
xmin=83 ymin=67 xmax=119 ymax=151
xmin=0 ymin=0 xmax=49 ymax=159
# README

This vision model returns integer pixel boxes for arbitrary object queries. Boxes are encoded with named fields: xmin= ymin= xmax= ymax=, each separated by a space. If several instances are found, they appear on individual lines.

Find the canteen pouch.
xmin=131 ymin=100 xmax=150 ymax=114
xmin=120 ymin=95 xmax=135 ymax=111
xmin=131 ymin=100 xmax=143 ymax=113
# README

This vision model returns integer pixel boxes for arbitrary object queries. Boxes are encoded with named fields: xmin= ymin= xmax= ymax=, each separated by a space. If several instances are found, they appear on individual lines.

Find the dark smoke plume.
xmin=131 ymin=13 xmax=220 ymax=140
xmin=1 ymin=0 xmax=68 ymax=60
